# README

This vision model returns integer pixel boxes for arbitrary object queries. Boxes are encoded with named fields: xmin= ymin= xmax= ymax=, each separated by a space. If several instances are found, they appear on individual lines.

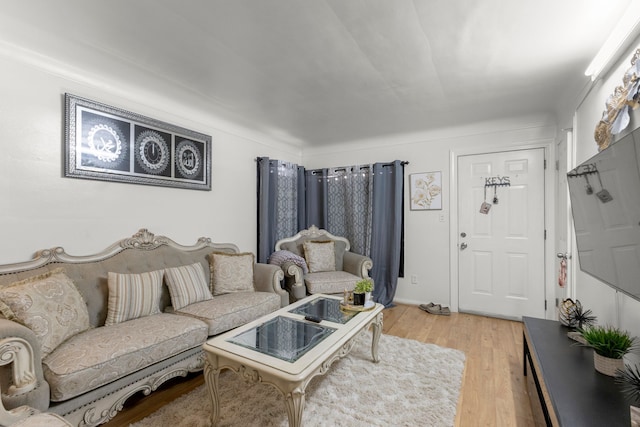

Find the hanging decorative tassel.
xmin=558 ymin=258 xmax=567 ymax=288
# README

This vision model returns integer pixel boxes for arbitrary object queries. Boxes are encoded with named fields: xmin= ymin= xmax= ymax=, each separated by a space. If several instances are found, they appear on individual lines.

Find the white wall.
xmin=572 ymin=37 xmax=640 ymax=337
xmin=0 ymin=44 xmax=301 ymax=263
xmin=304 ymin=117 xmax=557 ymax=309
xmin=0 ymin=22 xmax=561 ymax=319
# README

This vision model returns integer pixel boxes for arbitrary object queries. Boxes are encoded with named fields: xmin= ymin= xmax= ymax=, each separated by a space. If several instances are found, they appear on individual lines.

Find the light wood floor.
xmin=105 ymin=304 xmax=535 ymax=426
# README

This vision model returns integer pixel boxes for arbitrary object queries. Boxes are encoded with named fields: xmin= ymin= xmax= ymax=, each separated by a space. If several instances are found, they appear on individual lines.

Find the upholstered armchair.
xmin=271 ymin=226 xmax=373 ymax=302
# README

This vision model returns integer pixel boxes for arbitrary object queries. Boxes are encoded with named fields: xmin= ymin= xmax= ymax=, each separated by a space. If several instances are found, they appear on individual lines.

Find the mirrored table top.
xmin=227 ymin=316 xmax=335 ymax=363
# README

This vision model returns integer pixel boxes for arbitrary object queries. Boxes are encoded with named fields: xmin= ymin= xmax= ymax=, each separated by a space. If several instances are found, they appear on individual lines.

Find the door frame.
xmin=449 ymin=140 xmax=556 ymax=319
xmin=555 ymin=126 xmax=577 ymax=302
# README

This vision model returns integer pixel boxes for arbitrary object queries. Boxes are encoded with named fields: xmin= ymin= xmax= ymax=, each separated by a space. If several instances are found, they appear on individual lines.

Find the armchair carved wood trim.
xmin=274 ymin=226 xmax=373 ymax=302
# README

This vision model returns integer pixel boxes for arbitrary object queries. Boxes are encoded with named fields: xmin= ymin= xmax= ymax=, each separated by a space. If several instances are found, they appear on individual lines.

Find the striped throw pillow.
xmin=105 ymin=269 xmax=164 ymax=326
xmin=164 ymin=262 xmax=213 ymax=311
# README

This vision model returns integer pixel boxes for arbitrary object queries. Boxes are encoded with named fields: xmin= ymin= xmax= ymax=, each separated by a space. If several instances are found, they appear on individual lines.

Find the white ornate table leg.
xmin=203 ymin=358 xmax=221 ymax=426
xmin=283 ymin=385 xmax=305 ymax=427
xmin=370 ymin=312 xmax=384 ymax=362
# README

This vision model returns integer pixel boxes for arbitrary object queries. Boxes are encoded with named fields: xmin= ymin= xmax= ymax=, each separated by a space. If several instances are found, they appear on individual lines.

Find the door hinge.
xmin=544 ymin=159 xmax=547 ymax=169
xmin=545 ymin=300 xmax=547 ymax=310
xmin=544 ymin=229 xmax=547 ymax=240
xmin=555 ymin=160 xmax=559 ymax=171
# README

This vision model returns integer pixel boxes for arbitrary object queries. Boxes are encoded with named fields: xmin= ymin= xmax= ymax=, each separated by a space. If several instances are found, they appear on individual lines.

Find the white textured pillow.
xmin=105 ymin=270 xmax=164 ymax=326
xmin=208 ymin=252 xmax=255 ymax=296
xmin=0 ymin=268 xmax=89 ymax=358
xmin=164 ymin=262 xmax=212 ymax=310
xmin=303 ymin=241 xmax=336 ymax=273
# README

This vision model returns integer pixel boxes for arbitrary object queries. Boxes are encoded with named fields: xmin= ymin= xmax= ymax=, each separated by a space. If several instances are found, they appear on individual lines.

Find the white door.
xmin=458 ymin=148 xmax=546 ymax=319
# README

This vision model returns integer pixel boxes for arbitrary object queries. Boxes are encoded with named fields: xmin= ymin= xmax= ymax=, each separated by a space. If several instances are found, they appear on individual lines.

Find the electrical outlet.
xmin=439 ymin=213 xmax=446 ymax=222
xmin=411 ymin=274 xmax=418 ymax=284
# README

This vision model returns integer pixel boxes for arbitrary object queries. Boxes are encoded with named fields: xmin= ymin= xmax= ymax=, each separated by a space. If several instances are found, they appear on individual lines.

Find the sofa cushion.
xmin=281 ymin=238 xmax=347 ymax=271
xmin=42 ymin=313 xmax=208 ymax=402
xmin=303 ymin=241 xmax=336 ymax=273
xmin=105 ymin=270 xmax=164 ymax=326
xmin=164 ymin=262 xmax=213 ymax=310
xmin=0 ymin=269 xmax=90 ymax=358
xmin=304 ymin=271 xmax=360 ymax=294
xmin=208 ymin=252 xmax=255 ymax=296
xmin=174 ymin=292 xmax=280 ymax=336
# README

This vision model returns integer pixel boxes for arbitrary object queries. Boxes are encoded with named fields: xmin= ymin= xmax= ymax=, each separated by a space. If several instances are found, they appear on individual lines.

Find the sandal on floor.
xmin=419 ymin=302 xmax=435 ymax=312
xmin=425 ymin=304 xmax=452 ymax=316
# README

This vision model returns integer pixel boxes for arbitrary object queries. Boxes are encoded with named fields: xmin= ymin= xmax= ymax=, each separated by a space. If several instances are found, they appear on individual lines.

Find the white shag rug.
xmin=131 ymin=332 xmax=466 ymax=427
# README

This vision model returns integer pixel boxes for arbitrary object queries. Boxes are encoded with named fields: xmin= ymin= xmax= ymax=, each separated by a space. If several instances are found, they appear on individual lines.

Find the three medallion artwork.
xmin=67 ymin=93 xmax=211 ymax=190
xmin=81 ymin=113 xmax=204 ymax=181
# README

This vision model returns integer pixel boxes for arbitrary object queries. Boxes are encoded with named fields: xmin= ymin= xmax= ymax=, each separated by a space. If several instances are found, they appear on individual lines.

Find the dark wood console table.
xmin=523 ymin=316 xmax=630 ymax=426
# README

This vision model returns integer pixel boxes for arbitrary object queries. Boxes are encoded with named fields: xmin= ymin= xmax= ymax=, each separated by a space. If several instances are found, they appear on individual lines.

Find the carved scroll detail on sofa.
xmin=0 ymin=337 xmax=37 ymax=396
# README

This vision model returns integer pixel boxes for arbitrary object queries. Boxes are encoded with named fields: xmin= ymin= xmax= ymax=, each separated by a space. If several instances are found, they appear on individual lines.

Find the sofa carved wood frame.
xmin=0 ymin=229 xmax=287 ymax=427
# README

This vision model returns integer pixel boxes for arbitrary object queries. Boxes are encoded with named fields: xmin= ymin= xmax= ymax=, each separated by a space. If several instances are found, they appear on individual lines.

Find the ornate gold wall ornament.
xmin=594 ymin=49 xmax=640 ymax=151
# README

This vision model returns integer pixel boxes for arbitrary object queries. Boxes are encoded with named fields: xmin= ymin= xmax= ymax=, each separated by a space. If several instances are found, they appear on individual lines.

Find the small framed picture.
xmin=410 ymin=172 xmax=442 ymax=210
xmin=64 ymin=93 xmax=212 ymax=190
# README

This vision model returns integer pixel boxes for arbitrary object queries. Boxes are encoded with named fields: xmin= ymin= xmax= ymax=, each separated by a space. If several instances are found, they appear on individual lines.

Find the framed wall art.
xmin=64 ymin=93 xmax=212 ymax=190
xmin=409 ymin=171 xmax=442 ymax=210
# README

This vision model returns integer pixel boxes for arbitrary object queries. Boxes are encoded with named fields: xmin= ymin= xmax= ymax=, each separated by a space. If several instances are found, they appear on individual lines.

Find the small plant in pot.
xmin=580 ymin=325 xmax=636 ymax=377
xmin=353 ymin=279 xmax=373 ymax=306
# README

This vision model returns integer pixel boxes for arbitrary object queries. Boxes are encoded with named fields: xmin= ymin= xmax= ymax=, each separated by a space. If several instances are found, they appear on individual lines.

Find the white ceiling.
xmin=0 ymin=0 xmax=632 ymax=146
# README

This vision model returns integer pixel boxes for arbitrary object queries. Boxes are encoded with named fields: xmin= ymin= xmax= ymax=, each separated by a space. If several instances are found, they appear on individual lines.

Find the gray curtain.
xmin=370 ymin=160 xmax=405 ymax=307
xmin=305 ymin=161 xmax=405 ymax=306
xmin=305 ymin=166 xmax=374 ymax=255
xmin=326 ymin=166 xmax=373 ymax=255
xmin=304 ymin=169 xmax=328 ymax=229
xmin=256 ymin=157 xmax=304 ymax=263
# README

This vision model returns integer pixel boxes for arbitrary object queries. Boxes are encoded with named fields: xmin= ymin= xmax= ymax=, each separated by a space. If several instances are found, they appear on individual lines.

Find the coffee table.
xmin=202 ymin=294 xmax=384 ymax=427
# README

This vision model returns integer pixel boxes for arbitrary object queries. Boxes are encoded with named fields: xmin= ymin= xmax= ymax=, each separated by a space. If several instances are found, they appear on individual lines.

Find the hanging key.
xmin=584 ymin=174 xmax=593 ymax=195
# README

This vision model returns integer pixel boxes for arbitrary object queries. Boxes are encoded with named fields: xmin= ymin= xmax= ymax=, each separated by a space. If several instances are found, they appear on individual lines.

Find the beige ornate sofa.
xmin=272 ymin=226 xmax=373 ymax=302
xmin=0 ymin=229 xmax=286 ymax=426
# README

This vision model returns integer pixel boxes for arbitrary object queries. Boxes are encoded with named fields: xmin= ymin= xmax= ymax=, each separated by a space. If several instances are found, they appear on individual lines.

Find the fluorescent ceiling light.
xmin=585 ymin=2 xmax=640 ymax=81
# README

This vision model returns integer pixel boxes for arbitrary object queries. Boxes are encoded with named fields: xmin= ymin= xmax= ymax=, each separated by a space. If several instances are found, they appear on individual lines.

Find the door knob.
xmin=460 ymin=242 xmax=468 ymax=250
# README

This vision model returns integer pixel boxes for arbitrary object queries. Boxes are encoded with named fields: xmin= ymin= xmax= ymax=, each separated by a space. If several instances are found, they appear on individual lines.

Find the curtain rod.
xmin=255 ymin=157 xmax=408 ymax=167
xmin=309 ymin=160 xmax=409 ymax=174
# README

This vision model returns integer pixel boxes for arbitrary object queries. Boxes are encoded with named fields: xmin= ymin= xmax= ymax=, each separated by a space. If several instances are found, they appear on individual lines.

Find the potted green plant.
xmin=353 ymin=279 xmax=373 ymax=306
xmin=580 ymin=325 xmax=636 ymax=377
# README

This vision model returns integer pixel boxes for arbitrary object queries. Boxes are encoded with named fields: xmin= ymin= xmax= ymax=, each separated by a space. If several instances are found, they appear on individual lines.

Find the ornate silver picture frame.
xmin=64 ymin=93 xmax=212 ymax=190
